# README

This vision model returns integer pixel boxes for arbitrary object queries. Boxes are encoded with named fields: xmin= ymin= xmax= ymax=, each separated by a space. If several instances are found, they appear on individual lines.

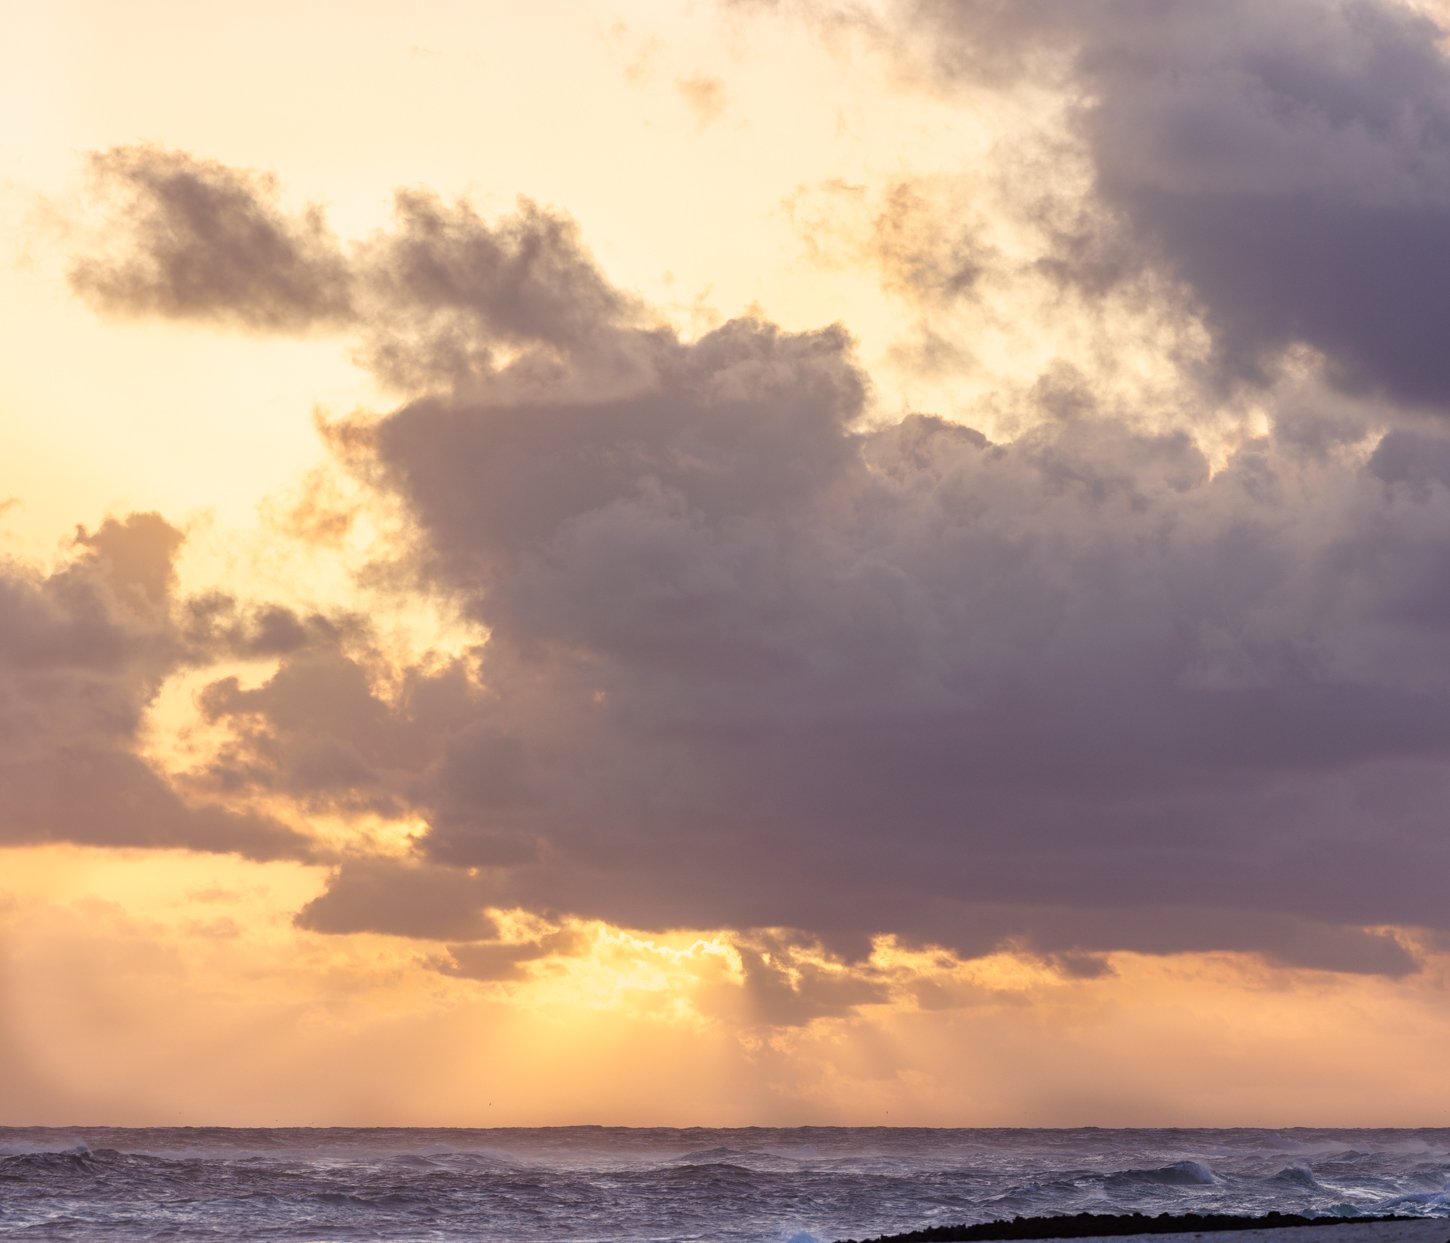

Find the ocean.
xmin=2 ymin=1126 xmax=1448 ymax=1242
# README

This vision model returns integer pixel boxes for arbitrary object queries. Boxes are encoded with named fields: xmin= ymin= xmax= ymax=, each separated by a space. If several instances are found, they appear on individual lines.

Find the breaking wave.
xmin=1107 ymin=1160 xmax=1221 ymax=1187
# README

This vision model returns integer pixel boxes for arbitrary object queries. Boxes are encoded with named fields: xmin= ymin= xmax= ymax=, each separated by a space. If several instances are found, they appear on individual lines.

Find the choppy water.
xmin=3 ymin=1127 xmax=1450 ymax=1242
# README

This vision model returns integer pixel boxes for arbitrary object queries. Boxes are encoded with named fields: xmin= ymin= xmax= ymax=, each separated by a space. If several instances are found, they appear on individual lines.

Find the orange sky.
xmin=7 ymin=0 xmax=1450 ymax=1126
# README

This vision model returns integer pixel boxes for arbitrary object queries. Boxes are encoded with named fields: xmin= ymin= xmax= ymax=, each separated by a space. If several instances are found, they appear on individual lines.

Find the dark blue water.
xmin=3 ymin=1127 xmax=1449 ymax=1242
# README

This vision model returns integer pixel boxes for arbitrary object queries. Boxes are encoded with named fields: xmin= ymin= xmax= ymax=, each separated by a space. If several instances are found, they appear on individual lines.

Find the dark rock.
xmin=836 ymin=1211 xmax=1414 ymax=1243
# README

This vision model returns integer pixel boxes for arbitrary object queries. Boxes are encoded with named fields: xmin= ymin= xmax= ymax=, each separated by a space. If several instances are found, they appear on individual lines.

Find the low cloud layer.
xmin=51 ymin=0 xmax=1450 ymax=997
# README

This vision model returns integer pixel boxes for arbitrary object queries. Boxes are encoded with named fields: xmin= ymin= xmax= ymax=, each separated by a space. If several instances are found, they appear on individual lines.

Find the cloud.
xmin=0 ymin=515 xmax=312 ymax=860
xmin=676 ymin=73 xmax=727 ymax=127
xmin=61 ymin=141 xmax=1450 ymax=984
xmin=734 ymin=938 xmax=891 ymax=1026
xmin=787 ymin=177 xmax=999 ymax=307
xmin=348 ymin=341 xmax=1450 ymax=973
xmin=435 ymin=927 xmax=590 ymax=981
xmin=294 ymin=858 xmax=498 ymax=940
xmin=70 ymin=147 xmax=353 ymax=331
xmin=194 ymin=639 xmax=482 ymax=819
xmin=917 ymin=0 xmax=1450 ymax=407
xmin=70 ymin=146 xmax=645 ymax=397
xmin=355 ymin=190 xmax=643 ymax=393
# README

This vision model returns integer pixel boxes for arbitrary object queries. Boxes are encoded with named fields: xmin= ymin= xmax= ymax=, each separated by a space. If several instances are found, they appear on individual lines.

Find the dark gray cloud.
xmin=917 ymin=0 xmax=1450 ymax=407
xmin=295 ymin=859 xmax=498 ymax=940
xmin=63 ymin=138 xmax=1450 ymax=982
xmin=435 ymin=928 xmax=590 ymax=981
xmin=182 ymin=594 xmax=361 ymax=660
xmin=70 ymin=146 xmax=643 ymax=397
xmin=355 ymin=190 xmax=644 ymax=393
xmin=734 ymin=932 xmax=892 ymax=1026
xmin=342 ymin=342 xmax=1450 ymax=973
xmin=71 ymin=147 xmax=354 ymax=331
xmin=193 ymin=302 xmax=1450 ymax=970
xmin=0 ymin=514 xmax=312 ymax=860
xmin=194 ymin=643 xmax=481 ymax=819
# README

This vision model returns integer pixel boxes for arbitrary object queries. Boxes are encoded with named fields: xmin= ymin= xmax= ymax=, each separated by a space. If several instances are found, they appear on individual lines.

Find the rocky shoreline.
xmin=837 ymin=1212 xmax=1419 ymax=1243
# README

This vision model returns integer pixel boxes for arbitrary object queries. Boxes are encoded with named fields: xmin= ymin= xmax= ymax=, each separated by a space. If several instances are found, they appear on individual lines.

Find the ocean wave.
xmin=0 ymin=1139 xmax=94 ymax=1159
xmin=672 ymin=1146 xmax=801 ymax=1169
xmin=0 ymin=1144 xmax=132 ymax=1177
xmin=1104 ymin=1161 xmax=1221 ymax=1187
xmin=1269 ymin=1166 xmax=1322 ymax=1189
xmin=1372 ymin=1189 xmax=1450 ymax=1214
xmin=0 ymin=1150 xmax=100 ymax=1177
xmin=4 ymin=1127 xmax=1450 ymax=1241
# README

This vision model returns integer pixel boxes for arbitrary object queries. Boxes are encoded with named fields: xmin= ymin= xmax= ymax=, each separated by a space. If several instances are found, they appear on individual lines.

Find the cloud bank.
xmin=52 ymin=0 xmax=1450 ymax=995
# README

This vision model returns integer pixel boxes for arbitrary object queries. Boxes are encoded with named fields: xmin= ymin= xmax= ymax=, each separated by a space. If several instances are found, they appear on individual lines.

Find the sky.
xmin=6 ymin=0 xmax=1450 ymax=1127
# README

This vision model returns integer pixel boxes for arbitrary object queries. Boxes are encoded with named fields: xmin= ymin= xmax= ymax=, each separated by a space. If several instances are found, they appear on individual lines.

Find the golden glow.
xmin=5 ymin=0 xmax=1448 ymax=1127
xmin=5 ymin=844 xmax=1450 ymax=1124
